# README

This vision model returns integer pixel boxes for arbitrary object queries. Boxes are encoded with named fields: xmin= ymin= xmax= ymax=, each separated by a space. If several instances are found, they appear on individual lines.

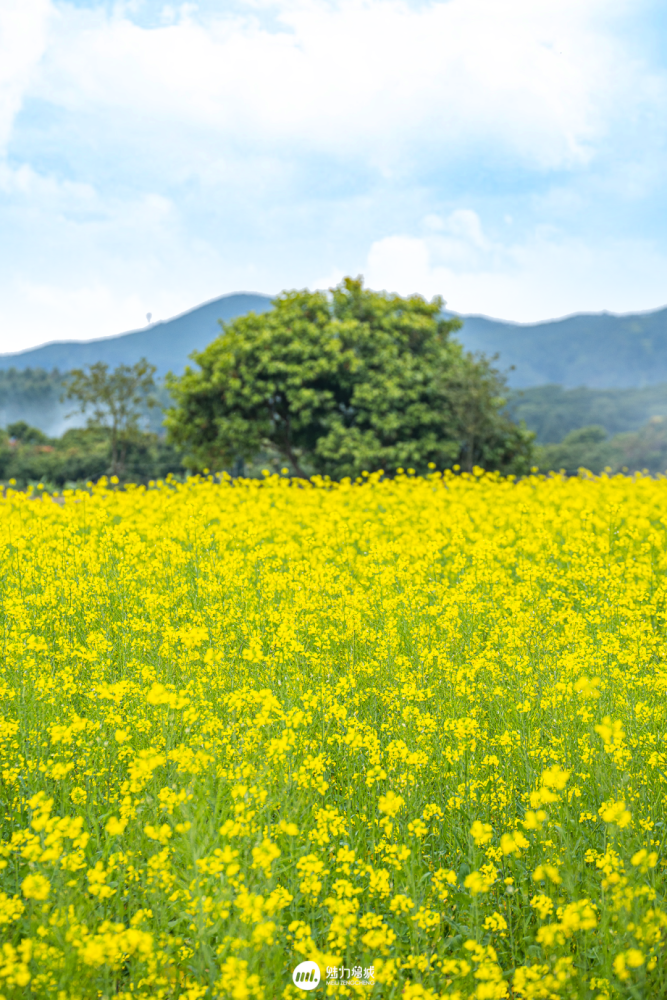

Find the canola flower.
xmin=0 ymin=468 xmax=667 ymax=998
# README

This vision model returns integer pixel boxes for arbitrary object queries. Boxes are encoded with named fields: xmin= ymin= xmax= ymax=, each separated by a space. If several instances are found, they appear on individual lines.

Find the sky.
xmin=1 ymin=0 xmax=667 ymax=351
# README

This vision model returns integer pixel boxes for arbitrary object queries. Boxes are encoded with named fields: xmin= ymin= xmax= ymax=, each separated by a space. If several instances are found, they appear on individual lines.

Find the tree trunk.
xmin=283 ymin=443 xmax=307 ymax=479
xmin=281 ymin=412 xmax=307 ymax=478
xmin=111 ymin=425 xmax=118 ymax=477
xmin=467 ymin=432 xmax=475 ymax=472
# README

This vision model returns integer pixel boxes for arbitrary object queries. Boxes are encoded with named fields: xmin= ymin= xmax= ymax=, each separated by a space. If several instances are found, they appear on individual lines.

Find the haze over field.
xmin=2 ymin=0 xmax=667 ymax=352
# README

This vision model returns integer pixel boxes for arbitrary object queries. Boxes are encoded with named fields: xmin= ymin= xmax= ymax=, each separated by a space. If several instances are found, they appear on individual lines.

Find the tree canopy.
xmin=165 ymin=277 xmax=534 ymax=478
xmin=62 ymin=359 xmax=158 ymax=478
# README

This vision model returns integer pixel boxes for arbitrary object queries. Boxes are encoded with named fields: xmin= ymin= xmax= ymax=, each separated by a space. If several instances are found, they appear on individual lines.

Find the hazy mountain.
xmin=454 ymin=307 xmax=667 ymax=388
xmin=3 ymin=291 xmax=667 ymax=439
xmin=0 ymin=292 xmax=273 ymax=377
xmin=2 ymin=293 xmax=667 ymax=389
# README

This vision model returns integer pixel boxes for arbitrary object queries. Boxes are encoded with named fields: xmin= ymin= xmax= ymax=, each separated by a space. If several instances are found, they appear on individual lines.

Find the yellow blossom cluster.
xmin=0 ymin=468 xmax=666 ymax=997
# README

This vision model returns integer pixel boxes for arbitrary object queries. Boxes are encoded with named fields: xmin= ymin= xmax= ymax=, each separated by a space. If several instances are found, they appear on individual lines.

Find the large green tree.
xmin=165 ymin=278 xmax=533 ymax=478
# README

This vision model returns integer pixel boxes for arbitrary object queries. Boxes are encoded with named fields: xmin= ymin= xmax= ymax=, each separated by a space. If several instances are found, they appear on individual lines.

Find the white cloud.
xmin=3 ymin=279 xmax=149 ymax=350
xmin=365 ymin=211 xmax=667 ymax=321
xmin=25 ymin=0 xmax=653 ymax=176
xmin=0 ymin=0 xmax=51 ymax=151
xmin=0 ymin=0 xmax=666 ymax=353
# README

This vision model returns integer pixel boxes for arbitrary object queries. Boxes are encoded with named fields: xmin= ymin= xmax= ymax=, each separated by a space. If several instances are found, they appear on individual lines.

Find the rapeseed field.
xmin=1 ymin=469 xmax=666 ymax=999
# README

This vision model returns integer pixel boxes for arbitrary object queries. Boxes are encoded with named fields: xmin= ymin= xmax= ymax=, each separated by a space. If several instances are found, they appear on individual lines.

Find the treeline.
xmin=507 ymin=383 xmax=667 ymax=443
xmin=0 ymin=360 xmax=181 ymax=489
xmin=535 ymin=420 xmax=667 ymax=476
xmin=4 ymin=279 xmax=667 ymax=487
xmin=510 ymin=383 xmax=667 ymax=475
xmin=0 ymin=366 xmax=170 ymax=438
xmin=9 ymin=414 xmax=666 ymax=488
xmin=0 ymin=422 xmax=183 ymax=489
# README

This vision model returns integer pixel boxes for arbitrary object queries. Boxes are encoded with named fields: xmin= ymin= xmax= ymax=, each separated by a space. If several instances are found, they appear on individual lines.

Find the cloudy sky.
xmin=1 ymin=0 xmax=667 ymax=351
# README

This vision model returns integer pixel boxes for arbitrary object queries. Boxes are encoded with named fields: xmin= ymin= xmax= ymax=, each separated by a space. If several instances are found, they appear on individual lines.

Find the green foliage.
xmin=7 ymin=421 xmax=50 ymax=445
xmin=536 ymin=417 xmax=667 ymax=476
xmin=536 ymin=425 xmax=614 ymax=475
xmin=0 ymin=424 xmax=184 ymax=489
xmin=507 ymin=383 xmax=667 ymax=444
xmin=62 ymin=359 xmax=158 ymax=477
xmin=165 ymin=277 xmax=534 ymax=478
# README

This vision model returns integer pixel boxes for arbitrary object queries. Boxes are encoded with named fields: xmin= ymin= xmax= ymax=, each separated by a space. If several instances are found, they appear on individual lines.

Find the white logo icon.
xmin=292 ymin=961 xmax=321 ymax=990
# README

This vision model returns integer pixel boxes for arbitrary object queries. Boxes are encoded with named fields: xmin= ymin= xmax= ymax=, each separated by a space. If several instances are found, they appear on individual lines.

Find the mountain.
xmin=454 ymin=308 xmax=667 ymax=388
xmin=2 ymin=291 xmax=667 ymax=389
xmin=0 ymin=292 xmax=273 ymax=377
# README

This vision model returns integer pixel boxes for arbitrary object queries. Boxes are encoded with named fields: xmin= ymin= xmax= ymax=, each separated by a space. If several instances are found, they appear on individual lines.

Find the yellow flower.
xmin=21 ymin=874 xmax=50 ymax=900
xmin=378 ymin=791 xmax=405 ymax=817
xmin=483 ymin=912 xmax=508 ymax=935
xmin=70 ymin=786 xmax=87 ymax=805
xmin=144 ymin=823 xmax=172 ymax=845
xmin=533 ymin=864 xmax=562 ymax=885
xmin=614 ymin=949 xmax=644 ymax=981
xmin=105 ymin=816 xmax=128 ymax=836
xmin=464 ymin=868 xmax=496 ymax=895
xmin=631 ymin=848 xmax=658 ymax=872
xmin=599 ymin=800 xmax=632 ymax=829
xmin=6 ymin=458 xmax=667 ymax=990
xmin=470 ymin=820 xmax=493 ymax=846
xmin=389 ymin=894 xmax=414 ymax=914
xmin=541 ymin=765 xmax=571 ymax=791
xmin=522 ymin=809 xmax=547 ymax=831
xmin=574 ymin=676 xmax=601 ymax=699
xmin=251 ymin=838 xmax=281 ymax=877
xmin=500 ymin=831 xmax=529 ymax=856
xmin=530 ymin=894 xmax=554 ymax=920
xmin=277 ymin=820 xmax=299 ymax=835
xmin=0 ymin=891 xmax=25 ymax=925
xmin=595 ymin=717 xmax=625 ymax=746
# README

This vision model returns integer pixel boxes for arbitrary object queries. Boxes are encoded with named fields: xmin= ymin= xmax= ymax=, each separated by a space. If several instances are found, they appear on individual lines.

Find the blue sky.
xmin=1 ymin=0 xmax=667 ymax=350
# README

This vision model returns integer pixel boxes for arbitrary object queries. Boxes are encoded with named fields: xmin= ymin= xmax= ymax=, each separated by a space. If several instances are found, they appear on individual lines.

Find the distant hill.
xmin=454 ymin=308 xmax=667 ymax=388
xmin=2 ymin=292 xmax=667 ymax=389
xmin=0 ymin=292 xmax=273 ymax=377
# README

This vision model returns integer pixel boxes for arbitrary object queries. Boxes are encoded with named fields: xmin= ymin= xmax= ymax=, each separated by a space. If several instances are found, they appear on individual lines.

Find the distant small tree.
xmin=441 ymin=353 xmax=534 ymax=474
xmin=535 ymin=425 xmax=614 ymax=476
xmin=6 ymin=421 xmax=50 ymax=445
xmin=62 ymin=359 xmax=158 ymax=477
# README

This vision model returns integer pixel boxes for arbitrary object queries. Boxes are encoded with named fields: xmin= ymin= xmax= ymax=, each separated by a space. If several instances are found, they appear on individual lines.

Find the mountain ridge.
xmin=0 ymin=292 xmax=273 ymax=377
xmin=0 ymin=291 xmax=274 ymax=359
xmin=2 ymin=292 xmax=667 ymax=388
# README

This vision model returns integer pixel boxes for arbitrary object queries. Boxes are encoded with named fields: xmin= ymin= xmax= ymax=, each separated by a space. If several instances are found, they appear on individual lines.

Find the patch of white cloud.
xmin=0 ymin=0 xmax=666 ymax=352
xmin=364 ymin=211 xmax=667 ymax=322
xmin=24 ymin=0 xmax=657 ymax=177
xmin=0 ymin=0 xmax=51 ymax=151
xmin=4 ymin=279 xmax=148 ymax=350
